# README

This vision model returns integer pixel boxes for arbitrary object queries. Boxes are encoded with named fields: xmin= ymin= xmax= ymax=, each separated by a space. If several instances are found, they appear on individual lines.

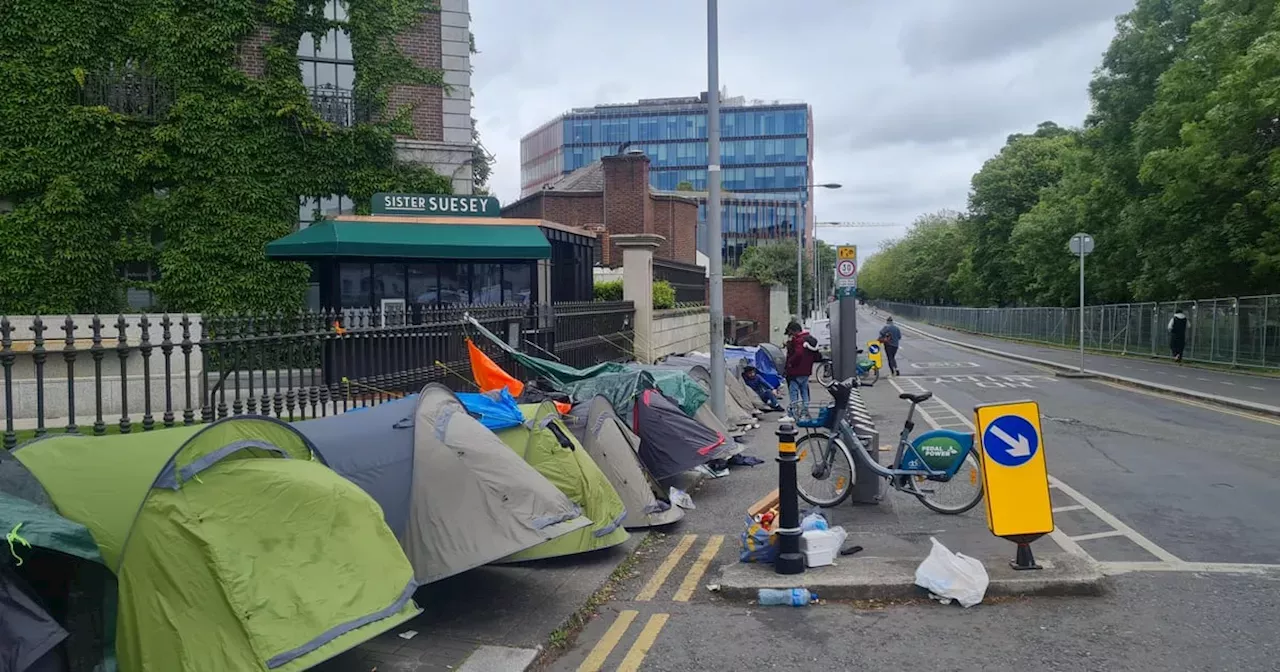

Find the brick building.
xmin=501 ymin=149 xmax=698 ymax=266
xmin=238 ymin=0 xmax=474 ymax=198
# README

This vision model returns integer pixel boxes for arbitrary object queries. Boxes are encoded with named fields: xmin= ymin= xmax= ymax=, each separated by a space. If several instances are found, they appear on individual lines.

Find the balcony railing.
xmin=77 ymin=67 xmax=173 ymax=121
xmin=308 ymin=86 xmax=373 ymax=128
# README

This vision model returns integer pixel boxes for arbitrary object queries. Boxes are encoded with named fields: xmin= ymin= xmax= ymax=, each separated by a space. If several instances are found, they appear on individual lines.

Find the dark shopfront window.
xmin=338 ymin=261 xmax=535 ymax=309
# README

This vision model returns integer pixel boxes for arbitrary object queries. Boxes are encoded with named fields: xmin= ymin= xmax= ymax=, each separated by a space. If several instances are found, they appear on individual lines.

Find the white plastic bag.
xmin=669 ymin=487 xmax=696 ymax=510
xmin=914 ymin=537 xmax=989 ymax=608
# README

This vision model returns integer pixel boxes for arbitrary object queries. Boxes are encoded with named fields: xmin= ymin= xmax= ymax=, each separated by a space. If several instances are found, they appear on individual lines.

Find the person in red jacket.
xmin=783 ymin=320 xmax=822 ymax=416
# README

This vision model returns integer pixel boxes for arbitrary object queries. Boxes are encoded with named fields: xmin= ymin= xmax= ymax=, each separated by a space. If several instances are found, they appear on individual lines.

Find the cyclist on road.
xmin=878 ymin=317 xmax=902 ymax=376
xmin=784 ymin=320 xmax=822 ymax=416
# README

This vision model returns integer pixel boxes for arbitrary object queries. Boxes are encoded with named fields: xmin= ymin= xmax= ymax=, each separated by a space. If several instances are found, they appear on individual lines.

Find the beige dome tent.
xmin=564 ymin=396 xmax=684 ymax=529
xmin=293 ymin=385 xmax=592 ymax=585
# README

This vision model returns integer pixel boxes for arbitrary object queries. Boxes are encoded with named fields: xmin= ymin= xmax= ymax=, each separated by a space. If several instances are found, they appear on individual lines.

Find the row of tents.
xmin=1 ymin=323 xmax=782 ymax=672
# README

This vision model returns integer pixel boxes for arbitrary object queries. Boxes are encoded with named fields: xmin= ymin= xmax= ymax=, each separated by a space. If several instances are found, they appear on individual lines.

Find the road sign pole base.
xmin=1010 ymin=542 xmax=1042 ymax=571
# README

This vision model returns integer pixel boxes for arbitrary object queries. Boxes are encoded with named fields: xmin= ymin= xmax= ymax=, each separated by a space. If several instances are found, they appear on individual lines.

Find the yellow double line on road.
xmin=577 ymin=534 xmax=724 ymax=671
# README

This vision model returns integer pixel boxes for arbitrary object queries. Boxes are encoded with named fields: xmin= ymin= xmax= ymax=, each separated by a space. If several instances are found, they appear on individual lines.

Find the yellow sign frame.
xmin=864 ymin=340 xmax=884 ymax=369
xmin=974 ymin=400 xmax=1053 ymax=538
xmin=837 ymin=245 xmax=857 ymax=260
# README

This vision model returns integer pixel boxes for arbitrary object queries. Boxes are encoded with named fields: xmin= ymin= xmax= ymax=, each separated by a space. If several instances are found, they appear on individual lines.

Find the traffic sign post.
xmin=974 ymin=400 xmax=1053 ymax=570
xmin=1067 ymin=233 xmax=1095 ymax=376
xmin=834 ymin=246 xmax=857 ymax=299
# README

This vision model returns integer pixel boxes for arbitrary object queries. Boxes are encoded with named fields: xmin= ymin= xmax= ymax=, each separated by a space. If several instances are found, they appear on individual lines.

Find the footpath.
xmin=873 ymin=310 xmax=1280 ymax=417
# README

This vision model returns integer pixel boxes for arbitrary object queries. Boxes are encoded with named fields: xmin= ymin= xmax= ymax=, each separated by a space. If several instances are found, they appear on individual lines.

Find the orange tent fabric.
xmin=467 ymin=338 xmax=524 ymax=396
xmin=554 ymin=401 xmax=571 ymax=414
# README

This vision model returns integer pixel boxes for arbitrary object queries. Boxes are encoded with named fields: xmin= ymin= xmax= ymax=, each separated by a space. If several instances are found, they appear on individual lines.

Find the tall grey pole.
xmin=1078 ymin=248 xmax=1085 ymax=373
xmin=796 ymin=201 xmax=803 ymax=321
xmin=706 ymin=0 xmax=726 ymax=422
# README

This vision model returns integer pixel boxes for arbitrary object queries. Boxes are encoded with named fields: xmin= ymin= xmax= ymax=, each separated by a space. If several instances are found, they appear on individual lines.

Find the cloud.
xmin=468 ymin=0 xmax=1127 ymax=226
xmin=897 ymin=0 xmax=1133 ymax=72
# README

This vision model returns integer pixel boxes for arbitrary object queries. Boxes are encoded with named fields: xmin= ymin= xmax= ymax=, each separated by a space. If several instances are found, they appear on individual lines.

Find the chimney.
xmin=601 ymin=148 xmax=653 ymax=263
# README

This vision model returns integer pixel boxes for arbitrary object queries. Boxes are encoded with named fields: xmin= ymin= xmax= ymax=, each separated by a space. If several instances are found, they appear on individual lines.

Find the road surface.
xmin=544 ymin=308 xmax=1280 ymax=672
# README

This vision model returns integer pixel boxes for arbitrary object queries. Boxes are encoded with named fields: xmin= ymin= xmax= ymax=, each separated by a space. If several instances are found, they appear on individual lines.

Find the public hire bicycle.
xmin=794 ymin=379 xmax=984 ymax=514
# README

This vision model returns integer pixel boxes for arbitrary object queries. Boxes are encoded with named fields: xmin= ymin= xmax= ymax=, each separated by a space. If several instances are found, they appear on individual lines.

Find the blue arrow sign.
xmin=983 ymin=414 xmax=1039 ymax=467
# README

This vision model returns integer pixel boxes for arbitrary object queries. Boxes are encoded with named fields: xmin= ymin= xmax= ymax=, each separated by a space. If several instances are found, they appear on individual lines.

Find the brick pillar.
xmin=613 ymin=233 xmax=665 ymax=363
xmin=602 ymin=152 xmax=653 ymax=264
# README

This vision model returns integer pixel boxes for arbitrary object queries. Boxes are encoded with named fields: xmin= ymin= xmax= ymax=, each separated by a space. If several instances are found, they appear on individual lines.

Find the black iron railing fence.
xmin=653 ymin=258 xmax=707 ymax=305
xmin=1 ymin=301 xmax=634 ymax=449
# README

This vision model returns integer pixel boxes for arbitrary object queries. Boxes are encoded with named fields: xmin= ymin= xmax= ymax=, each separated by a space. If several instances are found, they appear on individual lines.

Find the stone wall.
xmin=652 ymin=306 xmax=711 ymax=359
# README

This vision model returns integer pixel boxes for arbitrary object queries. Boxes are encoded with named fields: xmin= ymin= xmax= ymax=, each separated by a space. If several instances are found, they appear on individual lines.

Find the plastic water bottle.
xmin=757 ymin=588 xmax=816 ymax=606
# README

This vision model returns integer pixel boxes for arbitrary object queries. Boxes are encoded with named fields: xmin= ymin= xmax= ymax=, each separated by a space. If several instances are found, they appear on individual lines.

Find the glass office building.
xmin=520 ymin=93 xmax=815 ymax=263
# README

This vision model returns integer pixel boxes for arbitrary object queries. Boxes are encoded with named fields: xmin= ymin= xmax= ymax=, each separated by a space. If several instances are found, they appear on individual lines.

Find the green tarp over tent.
xmin=493 ymin=403 xmax=630 ymax=562
xmin=14 ymin=417 xmax=421 ymax=672
xmin=464 ymin=314 xmax=707 ymax=415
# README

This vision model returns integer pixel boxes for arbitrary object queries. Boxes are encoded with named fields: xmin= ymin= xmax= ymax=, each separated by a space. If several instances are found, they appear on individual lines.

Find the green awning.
xmin=265 ymin=221 xmax=552 ymax=260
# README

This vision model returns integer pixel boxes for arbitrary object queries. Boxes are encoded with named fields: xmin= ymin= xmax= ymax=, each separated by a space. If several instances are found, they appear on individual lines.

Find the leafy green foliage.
xmin=594 ymin=279 xmax=622 ymax=301
xmin=734 ymin=241 xmax=818 ymax=314
xmin=592 ymin=278 xmax=675 ymax=308
xmin=865 ymin=0 xmax=1280 ymax=306
xmin=0 ymin=0 xmax=451 ymax=314
xmin=652 ymin=280 xmax=676 ymax=309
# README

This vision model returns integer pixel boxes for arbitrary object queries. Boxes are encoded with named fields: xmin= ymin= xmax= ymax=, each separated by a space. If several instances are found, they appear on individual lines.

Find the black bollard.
xmin=775 ymin=418 xmax=805 ymax=575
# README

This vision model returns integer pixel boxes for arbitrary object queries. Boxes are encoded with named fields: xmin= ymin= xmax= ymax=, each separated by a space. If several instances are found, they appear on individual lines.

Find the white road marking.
xmin=1069 ymin=530 xmax=1126 ymax=542
xmin=1101 ymin=561 xmax=1280 ymax=577
xmin=1249 ymin=386 xmax=1265 ymax=391
xmin=888 ymin=373 xmax=1183 ymax=565
xmin=1197 ymin=377 xmax=1210 ymax=381
xmin=1052 ymin=504 xmax=1085 ymax=513
xmin=1221 ymin=382 xmax=1235 ymax=386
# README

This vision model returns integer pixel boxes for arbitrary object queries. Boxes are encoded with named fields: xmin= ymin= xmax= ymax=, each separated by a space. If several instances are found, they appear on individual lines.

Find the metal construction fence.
xmin=878 ymin=295 xmax=1280 ymax=371
xmin=1 ymin=301 xmax=634 ymax=448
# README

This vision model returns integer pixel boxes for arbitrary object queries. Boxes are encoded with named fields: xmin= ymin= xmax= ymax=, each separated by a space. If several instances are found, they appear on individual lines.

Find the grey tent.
xmin=292 ymin=384 xmax=591 ymax=584
xmin=0 ymin=453 xmax=117 ymax=672
xmin=564 ymin=396 xmax=684 ymax=529
xmin=632 ymin=389 xmax=729 ymax=481
xmin=660 ymin=353 xmax=772 ymax=413
xmin=681 ymin=364 xmax=758 ymax=429
xmin=642 ymin=363 xmax=756 ymax=437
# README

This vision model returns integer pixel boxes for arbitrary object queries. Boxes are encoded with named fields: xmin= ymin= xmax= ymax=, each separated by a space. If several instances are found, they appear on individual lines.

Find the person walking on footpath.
xmin=1168 ymin=307 xmax=1188 ymax=363
xmin=879 ymin=317 xmax=902 ymax=376
xmin=783 ymin=320 xmax=821 ymax=417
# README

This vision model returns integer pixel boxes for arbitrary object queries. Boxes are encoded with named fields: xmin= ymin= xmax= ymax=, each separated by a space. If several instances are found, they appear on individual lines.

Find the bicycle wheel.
xmin=795 ymin=432 xmax=855 ymax=508
xmin=909 ymin=451 xmax=984 ymax=514
xmin=858 ymin=365 xmax=879 ymax=386
xmin=815 ymin=361 xmax=834 ymax=387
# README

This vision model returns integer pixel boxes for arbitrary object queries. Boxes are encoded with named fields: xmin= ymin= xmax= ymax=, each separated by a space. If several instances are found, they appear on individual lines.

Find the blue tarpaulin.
xmin=725 ymin=346 xmax=781 ymax=388
xmin=456 ymin=389 xmax=526 ymax=431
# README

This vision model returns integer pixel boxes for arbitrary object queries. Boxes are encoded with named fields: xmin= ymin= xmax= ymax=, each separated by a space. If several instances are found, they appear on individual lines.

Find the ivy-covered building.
xmin=0 ymin=0 xmax=477 ymax=314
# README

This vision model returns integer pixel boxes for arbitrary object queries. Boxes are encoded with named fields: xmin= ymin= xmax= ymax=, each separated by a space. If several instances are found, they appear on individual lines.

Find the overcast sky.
xmin=469 ymin=0 xmax=1133 ymax=254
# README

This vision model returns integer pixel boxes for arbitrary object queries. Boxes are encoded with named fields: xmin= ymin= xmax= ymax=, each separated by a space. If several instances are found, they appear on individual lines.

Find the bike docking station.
xmin=774 ymin=417 xmax=806 ymax=575
xmin=845 ymin=387 xmax=882 ymax=505
xmin=974 ymin=400 xmax=1054 ymax=570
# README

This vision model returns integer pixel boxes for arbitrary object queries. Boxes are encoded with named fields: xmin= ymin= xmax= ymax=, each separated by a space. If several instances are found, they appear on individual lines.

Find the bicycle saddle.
xmin=898 ymin=391 xmax=933 ymax=403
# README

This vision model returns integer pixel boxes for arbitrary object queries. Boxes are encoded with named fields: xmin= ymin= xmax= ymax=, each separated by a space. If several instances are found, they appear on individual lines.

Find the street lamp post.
xmin=1057 ymin=233 xmax=1096 ymax=380
xmin=797 ymin=183 xmax=840 ymax=321
xmin=706 ymin=0 xmax=726 ymax=422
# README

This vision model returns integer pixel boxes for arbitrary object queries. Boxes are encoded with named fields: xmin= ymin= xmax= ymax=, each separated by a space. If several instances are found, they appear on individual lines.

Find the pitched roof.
xmin=545 ymin=162 xmax=605 ymax=192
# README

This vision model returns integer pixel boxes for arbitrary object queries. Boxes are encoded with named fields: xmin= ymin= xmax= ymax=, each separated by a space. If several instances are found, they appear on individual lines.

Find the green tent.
xmin=1 ymin=451 xmax=118 ymax=672
xmin=13 ymin=417 xmax=421 ymax=672
xmin=493 ymin=403 xmax=630 ymax=562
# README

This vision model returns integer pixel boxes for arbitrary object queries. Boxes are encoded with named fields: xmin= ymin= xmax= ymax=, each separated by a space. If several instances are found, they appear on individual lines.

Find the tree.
xmin=675 ymin=181 xmax=695 ymax=191
xmin=735 ymin=242 xmax=815 ymax=315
